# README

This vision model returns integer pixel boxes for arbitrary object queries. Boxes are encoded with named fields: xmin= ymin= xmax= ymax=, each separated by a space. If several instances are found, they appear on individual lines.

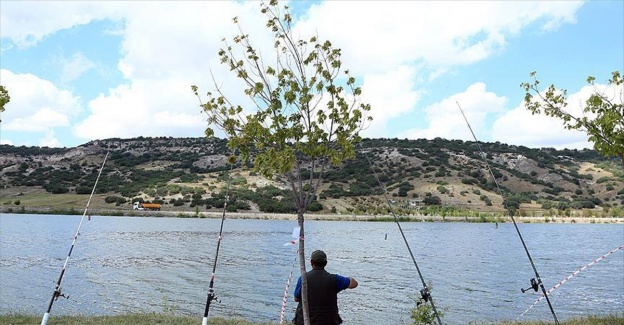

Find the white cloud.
xmin=294 ymin=1 xmax=583 ymax=73
xmin=398 ymin=82 xmax=507 ymax=141
xmin=360 ymin=65 xmax=422 ymax=138
xmin=59 ymin=52 xmax=96 ymax=84
xmin=0 ymin=1 xmax=131 ymax=48
xmin=39 ymin=130 xmax=63 ymax=148
xmin=70 ymin=1 xmax=271 ymax=141
xmin=1 ymin=1 xmax=588 ymax=147
xmin=492 ymin=80 xmax=622 ymax=149
xmin=292 ymin=1 xmax=583 ymax=139
xmin=1 ymin=70 xmax=81 ymax=141
xmin=493 ymin=82 xmax=622 ymax=149
xmin=6 ymin=108 xmax=69 ymax=132
xmin=72 ymin=79 xmax=206 ymax=140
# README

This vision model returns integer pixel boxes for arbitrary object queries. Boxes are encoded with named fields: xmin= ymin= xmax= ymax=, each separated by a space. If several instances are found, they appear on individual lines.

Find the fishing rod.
xmin=455 ymin=101 xmax=560 ymax=325
xmin=202 ymin=156 xmax=236 ymax=325
xmin=41 ymin=152 xmax=109 ymax=325
xmin=279 ymin=251 xmax=298 ymax=324
xmin=279 ymin=226 xmax=302 ymax=323
xmin=360 ymin=143 xmax=443 ymax=325
xmin=517 ymin=244 xmax=623 ymax=320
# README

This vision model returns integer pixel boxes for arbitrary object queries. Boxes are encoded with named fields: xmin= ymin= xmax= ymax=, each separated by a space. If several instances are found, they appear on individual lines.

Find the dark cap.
xmin=311 ymin=250 xmax=327 ymax=264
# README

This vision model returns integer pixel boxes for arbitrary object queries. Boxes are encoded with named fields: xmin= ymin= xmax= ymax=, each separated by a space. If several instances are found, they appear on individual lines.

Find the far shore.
xmin=2 ymin=207 xmax=623 ymax=224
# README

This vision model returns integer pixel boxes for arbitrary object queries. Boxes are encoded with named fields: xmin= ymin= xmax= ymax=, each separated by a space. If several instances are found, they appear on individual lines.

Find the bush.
xmin=423 ymin=196 xmax=441 ymax=206
xmin=307 ymin=201 xmax=323 ymax=212
xmin=76 ymin=186 xmax=93 ymax=194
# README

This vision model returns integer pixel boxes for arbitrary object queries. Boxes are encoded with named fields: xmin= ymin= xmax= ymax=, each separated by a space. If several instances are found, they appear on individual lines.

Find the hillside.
xmin=1 ymin=137 xmax=623 ymax=217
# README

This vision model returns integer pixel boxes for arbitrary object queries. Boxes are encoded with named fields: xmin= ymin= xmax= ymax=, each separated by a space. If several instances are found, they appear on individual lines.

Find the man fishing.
xmin=292 ymin=250 xmax=358 ymax=325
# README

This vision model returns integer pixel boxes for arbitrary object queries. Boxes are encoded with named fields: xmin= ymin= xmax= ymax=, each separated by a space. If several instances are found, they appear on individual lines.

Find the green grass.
xmin=0 ymin=314 xmax=622 ymax=325
xmin=0 ymin=314 xmax=277 ymax=325
xmin=491 ymin=314 xmax=624 ymax=325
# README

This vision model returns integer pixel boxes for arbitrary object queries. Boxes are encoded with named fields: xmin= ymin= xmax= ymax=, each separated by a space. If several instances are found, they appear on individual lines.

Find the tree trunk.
xmin=297 ymin=211 xmax=310 ymax=325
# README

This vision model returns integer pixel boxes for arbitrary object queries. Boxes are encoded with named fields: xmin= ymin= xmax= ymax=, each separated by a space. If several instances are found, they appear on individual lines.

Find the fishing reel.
xmin=521 ymin=278 xmax=539 ymax=293
xmin=53 ymin=288 xmax=70 ymax=301
xmin=207 ymin=291 xmax=221 ymax=304
xmin=416 ymin=287 xmax=431 ymax=306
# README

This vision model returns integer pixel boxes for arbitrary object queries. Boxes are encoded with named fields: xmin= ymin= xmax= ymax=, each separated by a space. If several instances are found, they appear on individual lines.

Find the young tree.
xmin=192 ymin=1 xmax=371 ymax=324
xmin=0 ymin=85 xmax=9 ymax=122
xmin=521 ymin=71 xmax=623 ymax=165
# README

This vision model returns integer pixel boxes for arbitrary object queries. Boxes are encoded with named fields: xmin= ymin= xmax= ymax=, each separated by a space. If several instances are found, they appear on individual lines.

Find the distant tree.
xmin=423 ymin=196 xmax=441 ymax=206
xmin=521 ymin=71 xmax=623 ymax=165
xmin=192 ymin=1 xmax=371 ymax=323
xmin=0 ymin=85 xmax=9 ymax=115
xmin=0 ymin=84 xmax=7 ymax=126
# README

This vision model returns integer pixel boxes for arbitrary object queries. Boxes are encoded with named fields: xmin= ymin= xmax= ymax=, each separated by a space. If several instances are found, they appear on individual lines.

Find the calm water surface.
xmin=1 ymin=214 xmax=623 ymax=324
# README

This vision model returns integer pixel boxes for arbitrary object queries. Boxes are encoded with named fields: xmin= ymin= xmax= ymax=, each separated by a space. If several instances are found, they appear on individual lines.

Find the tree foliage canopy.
xmin=0 ymin=85 xmax=9 ymax=114
xmin=192 ymin=0 xmax=371 ymax=184
xmin=521 ymin=71 xmax=623 ymax=165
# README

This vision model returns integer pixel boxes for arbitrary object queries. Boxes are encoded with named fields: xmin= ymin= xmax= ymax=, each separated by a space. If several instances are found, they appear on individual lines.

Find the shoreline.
xmin=2 ymin=207 xmax=623 ymax=224
xmin=1 ymin=314 xmax=623 ymax=325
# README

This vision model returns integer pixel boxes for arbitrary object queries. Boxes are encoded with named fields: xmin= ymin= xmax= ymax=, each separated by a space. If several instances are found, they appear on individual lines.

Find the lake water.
xmin=0 ymin=214 xmax=622 ymax=324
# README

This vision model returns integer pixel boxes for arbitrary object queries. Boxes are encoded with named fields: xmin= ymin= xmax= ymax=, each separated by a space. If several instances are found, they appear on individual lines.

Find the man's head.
xmin=310 ymin=250 xmax=327 ymax=268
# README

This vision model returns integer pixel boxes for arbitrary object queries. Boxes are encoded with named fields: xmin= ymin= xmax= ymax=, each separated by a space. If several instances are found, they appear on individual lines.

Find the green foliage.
xmin=0 ymin=85 xmax=9 ymax=115
xmin=105 ymin=196 xmax=127 ymax=205
xmin=411 ymin=302 xmax=438 ymax=325
xmin=522 ymin=71 xmax=624 ymax=165
xmin=3 ymin=314 xmax=621 ymax=325
xmin=399 ymin=181 xmax=415 ymax=197
xmin=409 ymin=283 xmax=443 ymax=325
xmin=0 ymin=313 xmax=283 ymax=325
xmin=423 ymin=196 xmax=441 ymax=206
xmin=192 ymin=0 xmax=371 ymax=216
xmin=161 ymin=295 xmax=178 ymax=316
xmin=1 ymin=136 xmax=622 ymax=214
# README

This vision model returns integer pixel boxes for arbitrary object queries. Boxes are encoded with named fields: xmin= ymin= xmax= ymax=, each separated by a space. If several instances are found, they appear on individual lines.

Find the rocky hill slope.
xmin=1 ymin=137 xmax=622 ymax=217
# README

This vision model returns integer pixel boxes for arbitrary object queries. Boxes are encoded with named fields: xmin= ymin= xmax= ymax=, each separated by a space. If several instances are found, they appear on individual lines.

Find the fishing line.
xmin=455 ymin=101 xmax=560 ymax=325
xmin=41 ymin=152 xmax=109 ymax=325
xmin=517 ymin=244 xmax=624 ymax=320
xmin=202 ymin=157 xmax=236 ymax=325
xmin=360 ymin=143 xmax=443 ymax=325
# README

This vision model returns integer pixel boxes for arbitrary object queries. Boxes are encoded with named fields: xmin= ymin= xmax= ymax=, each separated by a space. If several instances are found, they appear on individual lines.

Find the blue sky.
xmin=1 ymin=0 xmax=622 ymax=149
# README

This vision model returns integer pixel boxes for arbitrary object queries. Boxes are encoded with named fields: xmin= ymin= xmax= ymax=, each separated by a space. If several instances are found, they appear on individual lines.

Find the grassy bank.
xmin=1 ymin=314 xmax=623 ymax=325
xmin=0 ymin=314 xmax=271 ymax=325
